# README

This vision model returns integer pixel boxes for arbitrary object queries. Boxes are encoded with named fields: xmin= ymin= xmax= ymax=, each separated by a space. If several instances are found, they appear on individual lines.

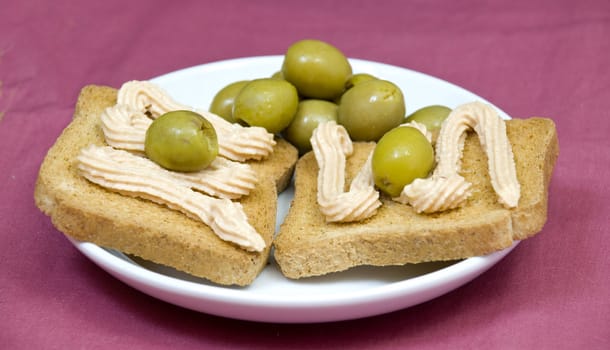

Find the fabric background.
xmin=1 ymin=0 xmax=608 ymax=349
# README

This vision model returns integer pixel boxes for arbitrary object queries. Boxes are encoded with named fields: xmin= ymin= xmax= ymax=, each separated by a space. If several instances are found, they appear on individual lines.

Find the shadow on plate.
xmin=106 ymin=248 xmax=460 ymax=290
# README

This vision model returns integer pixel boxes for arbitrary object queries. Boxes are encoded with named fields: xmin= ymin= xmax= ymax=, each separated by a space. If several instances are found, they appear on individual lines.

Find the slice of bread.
xmin=35 ymin=85 xmax=298 ymax=286
xmin=274 ymin=117 xmax=559 ymax=279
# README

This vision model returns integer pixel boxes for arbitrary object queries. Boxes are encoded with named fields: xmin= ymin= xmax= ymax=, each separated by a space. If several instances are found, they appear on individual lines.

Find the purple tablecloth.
xmin=2 ymin=1 xmax=608 ymax=348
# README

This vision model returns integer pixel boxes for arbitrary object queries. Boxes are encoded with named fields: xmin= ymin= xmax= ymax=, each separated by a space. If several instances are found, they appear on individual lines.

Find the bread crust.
xmin=274 ymin=118 xmax=559 ymax=279
xmin=35 ymin=85 xmax=298 ymax=286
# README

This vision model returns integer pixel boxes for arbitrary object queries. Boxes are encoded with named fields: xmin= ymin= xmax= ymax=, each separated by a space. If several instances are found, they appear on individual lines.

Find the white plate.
xmin=71 ymin=55 xmax=518 ymax=323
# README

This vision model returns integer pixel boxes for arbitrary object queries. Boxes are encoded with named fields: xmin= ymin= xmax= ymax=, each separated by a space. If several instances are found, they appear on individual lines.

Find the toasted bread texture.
xmin=274 ymin=117 xmax=559 ymax=279
xmin=35 ymin=85 xmax=298 ymax=286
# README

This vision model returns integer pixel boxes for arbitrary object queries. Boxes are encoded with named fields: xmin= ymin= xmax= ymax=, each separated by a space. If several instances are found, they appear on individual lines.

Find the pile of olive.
xmin=210 ymin=39 xmax=407 ymax=152
xmin=209 ymin=39 xmax=453 ymax=196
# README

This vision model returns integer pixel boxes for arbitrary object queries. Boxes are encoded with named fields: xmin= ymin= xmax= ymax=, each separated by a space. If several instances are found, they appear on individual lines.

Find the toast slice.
xmin=35 ymin=85 xmax=298 ymax=286
xmin=274 ymin=117 xmax=559 ymax=279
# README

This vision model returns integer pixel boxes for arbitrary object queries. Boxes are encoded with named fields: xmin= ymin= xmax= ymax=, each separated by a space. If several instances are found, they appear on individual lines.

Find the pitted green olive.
xmin=282 ymin=99 xmax=338 ymax=154
xmin=405 ymin=105 xmax=452 ymax=132
xmin=345 ymin=73 xmax=376 ymax=90
xmin=372 ymin=126 xmax=434 ymax=197
xmin=233 ymin=78 xmax=299 ymax=134
xmin=209 ymin=80 xmax=249 ymax=123
xmin=145 ymin=110 xmax=218 ymax=172
xmin=281 ymin=39 xmax=352 ymax=100
xmin=271 ymin=71 xmax=284 ymax=80
xmin=335 ymin=73 xmax=378 ymax=104
xmin=337 ymin=79 xmax=405 ymax=141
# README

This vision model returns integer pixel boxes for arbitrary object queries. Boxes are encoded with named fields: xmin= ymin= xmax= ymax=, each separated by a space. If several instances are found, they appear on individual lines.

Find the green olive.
xmin=233 ymin=78 xmax=299 ymax=134
xmin=271 ymin=71 xmax=284 ymax=80
xmin=282 ymin=99 xmax=338 ymax=154
xmin=145 ymin=110 xmax=218 ymax=172
xmin=335 ymin=73 xmax=377 ymax=104
xmin=372 ymin=126 xmax=434 ymax=197
xmin=405 ymin=105 xmax=452 ymax=143
xmin=281 ymin=39 xmax=352 ymax=100
xmin=337 ymin=79 xmax=405 ymax=141
xmin=209 ymin=80 xmax=249 ymax=123
xmin=345 ymin=73 xmax=376 ymax=90
xmin=405 ymin=105 xmax=452 ymax=131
